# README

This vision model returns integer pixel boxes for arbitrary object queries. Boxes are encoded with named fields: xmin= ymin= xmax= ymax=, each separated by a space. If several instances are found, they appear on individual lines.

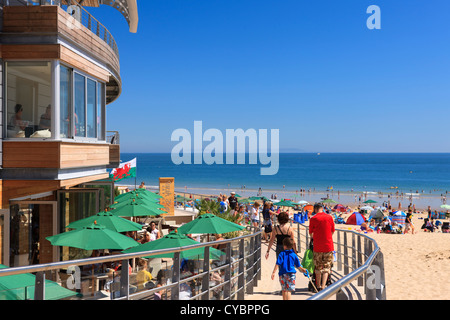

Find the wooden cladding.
xmin=3 ymin=141 xmax=114 ymax=169
xmin=2 ymin=5 xmax=120 ymax=83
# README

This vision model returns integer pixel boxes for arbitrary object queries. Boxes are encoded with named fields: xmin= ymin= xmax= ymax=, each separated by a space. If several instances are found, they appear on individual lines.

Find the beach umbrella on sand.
xmin=46 ymin=222 xmax=139 ymax=251
xmin=440 ymin=205 xmax=450 ymax=210
xmin=0 ymin=264 xmax=77 ymax=300
xmin=177 ymin=213 xmax=245 ymax=235
xmin=275 ymin=200 xmax=296 ymax=208
xmin=297 ymin=200 xmax=308 ymax=205
xmin=122 ymin=231 xmax=224 ymax=259
xmin=360 ymin=206 xmax=374 ymax=211
xmin=66 ymin=210 xmax=143 ymax=233
xmin=321 ymin=199 xmax=337 ymax=204
xmin=109 ymin=200 xmax=167 ymax=217
xmin=364 ymin=200 xmax=377 ymax=204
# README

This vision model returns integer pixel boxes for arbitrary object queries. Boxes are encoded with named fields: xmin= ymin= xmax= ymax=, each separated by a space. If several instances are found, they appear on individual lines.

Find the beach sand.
xmin=334 ymin=211 xmax=450 ymax=300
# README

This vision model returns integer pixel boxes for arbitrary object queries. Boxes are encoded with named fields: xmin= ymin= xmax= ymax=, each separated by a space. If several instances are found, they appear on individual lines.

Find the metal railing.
xmin=293 ymin=218 xmax=386 ymax=300
xmin=1 ymin=0 xmax=119 ymax=58
xmin=0 ymin=227 xmax=262 ymax=300
xmin=106 ymin=131 xmax=120 ymax=145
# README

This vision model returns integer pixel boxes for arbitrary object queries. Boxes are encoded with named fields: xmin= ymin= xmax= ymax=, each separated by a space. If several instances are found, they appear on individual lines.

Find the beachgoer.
xmin=262 ymin=202 xmax=276 ymax=241
xmin=308 ymin=203 xmax=335 ymax=291
xmin=271 ymin=237 xmax=307 ymax=300
xmin=139 ymin=181 xmax=145 ymax=189
xmin=213 ymin=234 xmax=227 ymax=251
xmin=265 ymin=211 xmax=296 ymax=259
xmin=404 ymin=210 xmax=415 ymax=234
xmin=228 ymin=192 xmax=238 ymax=211
xmin=249 ymin=202 xmax=260 ymax=228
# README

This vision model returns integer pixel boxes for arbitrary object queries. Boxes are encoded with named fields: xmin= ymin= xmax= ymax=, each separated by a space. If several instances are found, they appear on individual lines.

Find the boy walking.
xmin=271 ymin=237 xmax=307 ymax=300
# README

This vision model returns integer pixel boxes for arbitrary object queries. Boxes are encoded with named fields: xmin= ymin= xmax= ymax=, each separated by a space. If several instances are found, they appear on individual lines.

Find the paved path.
xmin=246 ymin=240 xmax=315 ymax=300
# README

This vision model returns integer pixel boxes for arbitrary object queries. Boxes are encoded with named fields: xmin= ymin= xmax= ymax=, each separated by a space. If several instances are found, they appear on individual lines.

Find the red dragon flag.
xmin=110 ymin=158 xmax=137 ymax=182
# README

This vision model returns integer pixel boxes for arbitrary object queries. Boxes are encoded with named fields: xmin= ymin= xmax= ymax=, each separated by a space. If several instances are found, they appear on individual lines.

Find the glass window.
xmin=74 ymin=73 xmax=86 ymax=137
xmin=87 ymin=79 xmax=97 ymax=138
xmin=60 ymin=66 xmax=72 ymax=138
xmin=6 ymin=62 xmax=52 ymax=138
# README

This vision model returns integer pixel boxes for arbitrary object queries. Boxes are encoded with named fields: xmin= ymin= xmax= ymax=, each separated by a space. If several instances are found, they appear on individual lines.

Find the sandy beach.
xmin=332 ymin=210 xmax=450 ymax=300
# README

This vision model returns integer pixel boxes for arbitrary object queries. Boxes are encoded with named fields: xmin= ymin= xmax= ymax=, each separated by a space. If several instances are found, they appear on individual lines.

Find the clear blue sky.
xmin=90 ymin=0 xmax=450 ymax=153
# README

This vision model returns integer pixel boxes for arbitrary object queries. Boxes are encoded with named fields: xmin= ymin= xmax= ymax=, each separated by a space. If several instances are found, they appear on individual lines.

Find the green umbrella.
xmin=239 ymin=198 xmax=252 ymax=204
xmin=0 ymin=264 xmax=77 ymax=300
xmin=115 ymin=190 xmax=162 ymax=202
xmin=46 ymin=223 xmax=139 ymax=251
xmin=134 ymin=188 xmax=163 ymax=199
xmin=109 ymin=201 xmax=167 ymax=217
xmin=122 ymin=231 xmax=224 ymax=259
xmin=322 ymin=199 xmax=337 ymax=204
xmin=364 ymin=200 xmax=377 ymax=204
xmin=274 ymin=200 xmax=296 ymax=207
xmin=110 ymin=198 xmax=165 ymax=210
xmin=66 ymin=210 xmax=143 ymax=233
xmin=177 ymin=213 xmax=245 ymax=235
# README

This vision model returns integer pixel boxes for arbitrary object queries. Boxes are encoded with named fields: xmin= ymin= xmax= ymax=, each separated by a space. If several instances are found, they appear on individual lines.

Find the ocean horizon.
xmin=116 ymin=153 xmax=450 ymax=197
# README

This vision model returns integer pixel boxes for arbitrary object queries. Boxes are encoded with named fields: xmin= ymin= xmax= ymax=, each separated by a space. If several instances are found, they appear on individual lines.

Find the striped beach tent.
xmin=390 ymin=211 xmax=406 ymax=225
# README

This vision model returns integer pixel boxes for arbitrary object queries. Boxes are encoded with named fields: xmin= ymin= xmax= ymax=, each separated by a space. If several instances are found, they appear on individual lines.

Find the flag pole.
xmin=135 ymin=158 xmax=137 ymax=190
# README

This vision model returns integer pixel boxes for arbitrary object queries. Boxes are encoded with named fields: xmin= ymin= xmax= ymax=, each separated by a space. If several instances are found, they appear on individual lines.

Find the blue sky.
xmin=90 ymin=0 xmax=450 ymax=153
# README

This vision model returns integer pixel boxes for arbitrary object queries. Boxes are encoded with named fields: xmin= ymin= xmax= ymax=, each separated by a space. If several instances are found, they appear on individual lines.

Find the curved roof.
xmin=96 ymin=0 xmax=139 ymax=33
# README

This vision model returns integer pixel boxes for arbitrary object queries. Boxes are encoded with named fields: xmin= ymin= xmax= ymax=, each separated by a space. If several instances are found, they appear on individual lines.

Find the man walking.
xmin=308 ymin=203 xmax=335 ymax=291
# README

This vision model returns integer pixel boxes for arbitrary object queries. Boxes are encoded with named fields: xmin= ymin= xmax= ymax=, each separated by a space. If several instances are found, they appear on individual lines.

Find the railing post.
xmin=246 ymin=237 xmax=254 ymax=295
xmin=224 ymin=242 xmax=232 ymax=300
xmin=256 ymin=232 xmax=261 ymax=282
xmin=119 ymin=259 xmax=130 ymax=299
xmin=373 ymin=251 xmax=387 ymax=300
xmin=343 ymin=232 xmax=349 ymax=275
xmin=337 ymin=231 xmax=342 ymax=272
xmin=201 ymin=246 xmax=210 ymax=300
xmin=171 ymin=252 xmax=180 ymax=300
xmin=297 ymin=223 xmax=301 ymax=254
xmin=34 ymin=271 xmax=46 ymax=300
xmin=238 ymin=239 xmax=245 ymax=300
xmin=357 ymin=235 xmax=364 ymax=287
xmin=352 ymin=233 xmax=356 ymax=272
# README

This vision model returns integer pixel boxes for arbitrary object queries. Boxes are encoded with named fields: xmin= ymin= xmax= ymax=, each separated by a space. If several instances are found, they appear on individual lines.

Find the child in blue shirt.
xmin=271 ymin=237 xmax=307 ymax=300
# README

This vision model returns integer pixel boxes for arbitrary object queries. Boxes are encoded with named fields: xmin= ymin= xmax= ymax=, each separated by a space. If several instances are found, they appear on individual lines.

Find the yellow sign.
xmin=159 ymin=177 xmax=174 ymax=216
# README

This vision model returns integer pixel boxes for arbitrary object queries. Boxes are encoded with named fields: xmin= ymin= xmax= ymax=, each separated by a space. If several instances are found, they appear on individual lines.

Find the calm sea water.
xmin=117 ymin=153 xmax=450 ymax=196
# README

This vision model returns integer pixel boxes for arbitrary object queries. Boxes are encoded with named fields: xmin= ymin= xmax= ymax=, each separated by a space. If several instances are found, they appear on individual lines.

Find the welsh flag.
xmin=110 ymin=158 xmax=137 ymax=182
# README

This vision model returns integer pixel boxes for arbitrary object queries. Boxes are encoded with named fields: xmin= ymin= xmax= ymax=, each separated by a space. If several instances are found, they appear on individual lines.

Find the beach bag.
xmin=264 ymin=223 xmax=272 ymax=233
xmin=301 ymin=248 xmax=315 ymax=274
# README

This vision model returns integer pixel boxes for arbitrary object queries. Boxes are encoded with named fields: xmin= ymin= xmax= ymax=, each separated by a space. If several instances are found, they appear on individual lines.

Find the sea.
xmin=116 ymin=153 xmax=450 ymax=210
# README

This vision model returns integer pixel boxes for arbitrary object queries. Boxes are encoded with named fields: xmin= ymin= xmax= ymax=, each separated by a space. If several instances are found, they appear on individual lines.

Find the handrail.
xmin=293 ymin=220 xmax=386 ymax=300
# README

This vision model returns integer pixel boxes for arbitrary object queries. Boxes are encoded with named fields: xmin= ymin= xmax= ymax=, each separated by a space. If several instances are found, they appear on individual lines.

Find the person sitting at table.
xmin=8 ymin=104 xmax=27 ymax=133
xmin=136 ymin=259 xmax=153 ymax=291
xmin=38 ymin=104 xmax=52 ymax=130
xmin=139 ymin=231 xmax=151 ymax=244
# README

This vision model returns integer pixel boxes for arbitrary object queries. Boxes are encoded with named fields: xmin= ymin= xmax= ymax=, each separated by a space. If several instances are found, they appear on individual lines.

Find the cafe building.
xmin=0 ymin=0 xmax=138 ymax=267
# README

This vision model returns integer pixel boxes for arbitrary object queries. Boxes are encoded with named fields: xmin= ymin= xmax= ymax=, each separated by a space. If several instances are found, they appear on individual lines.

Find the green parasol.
xmin=363 ymin=200 xmax=377 ymax=204
xmin=122 ymin=231 xmax=224 ymax=259
xmin=321 ymin=199 xmax=337 ymax=204
xmin=0 ymin=264 xmax=78 ymax=300
xmin=110 ymin=197 xmax=165 ymax=210
xmin=46 ymin=223 xmax=139 ymax=251
xmin=177 ymin=213 xmax=245 ymax=235
xmin=65 ymin=210 xmax=143 ymax=233
xmin=115 ymin=190 xmax=162 ymax=202
xmin=109 ymin=200 xmax=167 ymax=217
xmin=274 ymin=200 xmax=296 ymax=207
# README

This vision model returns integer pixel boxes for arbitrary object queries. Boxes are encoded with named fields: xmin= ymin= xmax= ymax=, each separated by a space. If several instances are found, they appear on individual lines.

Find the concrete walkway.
xmin=246 ymin=241 xmax=315 ymax=300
